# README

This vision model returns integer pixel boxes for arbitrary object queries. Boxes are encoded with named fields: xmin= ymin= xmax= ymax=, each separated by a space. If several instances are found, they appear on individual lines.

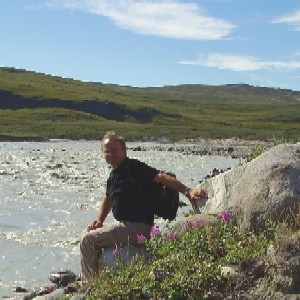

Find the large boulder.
xmin=197 ymin=143 xmax=300 ymax=229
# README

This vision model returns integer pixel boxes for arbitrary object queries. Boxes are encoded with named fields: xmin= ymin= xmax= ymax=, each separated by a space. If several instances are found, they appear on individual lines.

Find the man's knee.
xmin=80 ymin=231 xmax=94 ymax=249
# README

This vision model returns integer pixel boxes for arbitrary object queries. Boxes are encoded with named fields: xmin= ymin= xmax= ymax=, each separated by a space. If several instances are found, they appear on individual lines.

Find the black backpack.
xmin=126 ymin=161 xmax=180 ymax=221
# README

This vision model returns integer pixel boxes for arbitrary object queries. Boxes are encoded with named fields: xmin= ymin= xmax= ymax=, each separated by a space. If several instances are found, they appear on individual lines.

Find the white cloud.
xmin=272 ymin=10 xmax=300 ymax=31
xmin=45 ymin=0 xmax=235 ymax=40
xmin=179 ymin=53 xmax=300 ymax=71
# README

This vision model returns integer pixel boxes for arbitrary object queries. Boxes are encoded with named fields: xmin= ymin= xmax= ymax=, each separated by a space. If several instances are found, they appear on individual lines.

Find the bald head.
xmin=102 ymin=131 xmax=127 ymax=169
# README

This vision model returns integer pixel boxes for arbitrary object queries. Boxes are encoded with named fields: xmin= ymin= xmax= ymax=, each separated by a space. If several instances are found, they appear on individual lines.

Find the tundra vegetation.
xmin=88 ymin=211 xmax=300 ymax=299
xmin=0 ymin=67 xmax=300 ymax=141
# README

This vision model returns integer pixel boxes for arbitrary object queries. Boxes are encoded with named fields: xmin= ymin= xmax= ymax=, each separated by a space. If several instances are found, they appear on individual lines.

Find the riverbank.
xmin=128 ymin=137 xmax=275 ymax=159
xmin=0 ymin=137 xmax=275 ymax=158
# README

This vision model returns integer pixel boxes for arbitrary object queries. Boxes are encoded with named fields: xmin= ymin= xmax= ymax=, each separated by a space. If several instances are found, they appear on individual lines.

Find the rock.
xmin=198 ymin=143 xmax=300 ymax=230
xmin=49 ymin=269 xmax=77 ymax=287
xmin=101 ymin=244 xmax=149 ymax=269
xmin=32 ymin=288 xmax=65 ymax=300
xmin=12 ymin=286 xmax=29 ymax=293
xmin=69 ymin=295 xmax=86 ymax=300
xmin=171 ymin=213 xmax=218 ymax=236
xmin=220 ymin=266 xmax=242 ymax=282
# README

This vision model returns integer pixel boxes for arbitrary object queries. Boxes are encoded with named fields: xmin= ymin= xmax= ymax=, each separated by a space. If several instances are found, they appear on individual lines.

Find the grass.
xmin=1 ymin=67 xmax=300 ymax=141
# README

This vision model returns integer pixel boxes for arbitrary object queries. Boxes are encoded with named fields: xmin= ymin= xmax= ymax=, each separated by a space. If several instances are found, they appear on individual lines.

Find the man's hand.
xmin=87 ymin=220 xmax=103 ymax=232
xmin=188 ymin=188 xmax=208 ymax=201
xmin=187 ymin=188 xmax=208 ymax=214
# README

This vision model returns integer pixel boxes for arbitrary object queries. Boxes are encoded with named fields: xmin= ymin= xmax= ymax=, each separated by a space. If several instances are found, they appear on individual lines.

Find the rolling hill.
xmin=0 ymin=67 xmax=299 ymax=141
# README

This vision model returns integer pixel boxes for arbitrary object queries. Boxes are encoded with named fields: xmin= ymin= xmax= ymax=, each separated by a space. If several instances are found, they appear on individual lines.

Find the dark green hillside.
xmin=0 ymin=67 xmax=299 ymax=141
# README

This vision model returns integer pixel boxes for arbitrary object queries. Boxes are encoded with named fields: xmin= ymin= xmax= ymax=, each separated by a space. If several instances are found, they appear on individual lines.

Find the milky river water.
xmin=0 ymin=141 xmax=242 ymax=297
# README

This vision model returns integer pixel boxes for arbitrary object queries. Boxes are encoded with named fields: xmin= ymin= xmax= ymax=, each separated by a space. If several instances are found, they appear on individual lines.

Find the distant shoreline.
xmin=127 ymin=138 xmax=275 ymax=159
xmin=0 ymin=137 xmax=276 ymax=159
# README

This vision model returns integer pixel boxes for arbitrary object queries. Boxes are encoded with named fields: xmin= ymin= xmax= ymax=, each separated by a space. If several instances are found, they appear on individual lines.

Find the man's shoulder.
xmin=126 ymin=157 xmax=141 ymax=165
xmin=127 ymin=157 xmax=141 ymax=163
xmin=127 ymin=157 xmax=150 ymax=169
xmin=127 ymin=157 xmax=159 ymax=179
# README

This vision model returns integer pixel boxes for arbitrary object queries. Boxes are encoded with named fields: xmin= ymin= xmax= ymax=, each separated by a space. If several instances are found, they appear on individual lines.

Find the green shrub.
xmin=246 ymin=144 xmax=266 ymax=162
xmin=88 ymin=212 xmax=276 ymax=300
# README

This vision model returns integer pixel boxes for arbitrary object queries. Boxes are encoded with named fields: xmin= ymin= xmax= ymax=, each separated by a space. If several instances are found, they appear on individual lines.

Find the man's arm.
xmin=87 ymin=195 xmax=112 ymax=231
xmin=153 ymin=172 xmax=208 ymax=202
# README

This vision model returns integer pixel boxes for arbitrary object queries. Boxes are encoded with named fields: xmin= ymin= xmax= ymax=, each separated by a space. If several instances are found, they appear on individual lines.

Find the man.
xmin=80 ymin=131 xmax=208 ymax=283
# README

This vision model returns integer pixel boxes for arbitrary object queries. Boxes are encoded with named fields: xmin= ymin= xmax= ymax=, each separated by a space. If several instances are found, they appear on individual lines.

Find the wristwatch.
xmin=183 ymin=187 xmax=191 ymax=197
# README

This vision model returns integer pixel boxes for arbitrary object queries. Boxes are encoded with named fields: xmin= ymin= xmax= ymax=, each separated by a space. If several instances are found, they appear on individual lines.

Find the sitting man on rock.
xmin=80 ymin=131 xmax=208 ymax=284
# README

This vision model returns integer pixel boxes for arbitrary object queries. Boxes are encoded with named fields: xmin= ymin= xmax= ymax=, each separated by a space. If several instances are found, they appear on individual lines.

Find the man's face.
xmin=102 ymin=138 xmax=126 ymax=169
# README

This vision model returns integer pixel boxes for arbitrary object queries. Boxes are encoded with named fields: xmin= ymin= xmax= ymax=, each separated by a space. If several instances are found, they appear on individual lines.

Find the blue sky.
xmin=1 ymin=0 xmax=300 ymax=91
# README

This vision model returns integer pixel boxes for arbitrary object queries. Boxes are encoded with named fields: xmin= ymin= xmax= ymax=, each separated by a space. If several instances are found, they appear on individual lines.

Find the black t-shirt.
xmin=106 ymin=157 xmax=158 ymax=225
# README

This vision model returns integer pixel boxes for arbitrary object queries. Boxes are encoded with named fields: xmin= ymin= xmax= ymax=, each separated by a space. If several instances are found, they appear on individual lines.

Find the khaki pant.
xmin=80 ymin=220 xmax=151 ymax=282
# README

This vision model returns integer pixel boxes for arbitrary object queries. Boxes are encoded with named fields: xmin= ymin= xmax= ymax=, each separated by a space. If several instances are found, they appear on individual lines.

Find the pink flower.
xmin=220 ymin=211 xmax=231 ymax=223
xmin=150 ymin=225 xmax=161 ymax=238
xmin=166 ymin=233 xmax=174 ymax=240
xmin=112 ymin=248 xmax=123 ymax=256
xmin=192 ymin=218 xmax=205 ymax=228
xmin=137 ymin=234 xmax=147 ymax=244
xmin=41 ymin=284 xmax=56 ymax=294
xmin=182 ymin=222 xmax=191 ymax=230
